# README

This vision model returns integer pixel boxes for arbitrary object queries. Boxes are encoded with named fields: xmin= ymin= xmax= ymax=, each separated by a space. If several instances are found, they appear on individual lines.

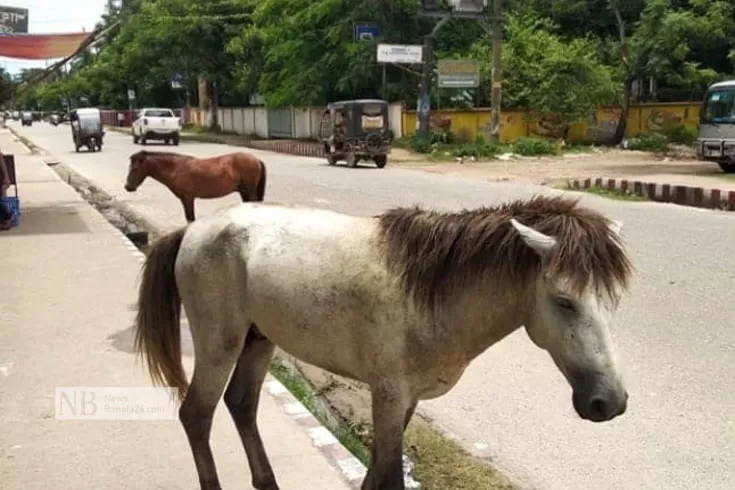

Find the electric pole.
xmin=418 ymin=0 xmax=504 ymax=142
xmin=489 ymin=0 xmax=503 ymax=141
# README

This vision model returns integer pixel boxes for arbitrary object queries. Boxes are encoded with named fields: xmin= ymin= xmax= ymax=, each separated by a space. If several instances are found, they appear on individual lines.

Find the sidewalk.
xmin=0 ymin=129 xmax=361 ymax=489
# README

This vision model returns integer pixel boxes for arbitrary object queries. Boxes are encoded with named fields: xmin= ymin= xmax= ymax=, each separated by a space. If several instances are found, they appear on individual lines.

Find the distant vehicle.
xmin=21 ymin=111 xmax=33 ymax=126
xmin=695 ymin=80 xmax=735 ymax=172
xmin=69 ymin=107 xmax=104 ymax=152
xmin=319 ymin=99 xmax=393 ymax=168
xmin=132 ymin=107 xmax=181 ymax=145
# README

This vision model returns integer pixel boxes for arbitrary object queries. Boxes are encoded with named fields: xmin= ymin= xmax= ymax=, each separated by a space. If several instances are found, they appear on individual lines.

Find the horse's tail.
xmin=133 ymin=226 xmax=189 ymax=402
xmin=256 ymin=159 xmax=267 ymax=201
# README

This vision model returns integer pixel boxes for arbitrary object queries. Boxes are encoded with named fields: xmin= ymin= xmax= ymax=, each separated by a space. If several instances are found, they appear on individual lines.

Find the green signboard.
xmin=437 ymin=59 xmax=480 ymax=88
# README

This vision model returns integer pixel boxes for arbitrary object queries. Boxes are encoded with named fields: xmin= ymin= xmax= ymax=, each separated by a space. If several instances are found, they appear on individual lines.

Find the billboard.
xmin=0 ymin=32 xmax=92 ymax=60
xmin=0 ymin=5 xmax=28 ymax=34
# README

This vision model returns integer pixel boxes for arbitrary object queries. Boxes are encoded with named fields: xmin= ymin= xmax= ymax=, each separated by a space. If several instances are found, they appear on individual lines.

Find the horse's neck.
xmin=146 ymin=157 xmax=179 ymax=180
xmin=441 ymin=283 xmax=534 ymax=362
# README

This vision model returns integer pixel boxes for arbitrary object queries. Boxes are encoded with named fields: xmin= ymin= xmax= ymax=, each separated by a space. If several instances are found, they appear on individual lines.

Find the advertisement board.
xmin=437 ymin=59 xmax=480 ymax=88
xmin=0 ymin=5 xmax=28 ymax=34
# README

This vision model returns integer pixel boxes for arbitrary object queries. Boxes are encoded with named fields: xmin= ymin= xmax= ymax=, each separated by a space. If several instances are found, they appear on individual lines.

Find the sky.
xmin=0 ymin=0 xmax=107 ymax=75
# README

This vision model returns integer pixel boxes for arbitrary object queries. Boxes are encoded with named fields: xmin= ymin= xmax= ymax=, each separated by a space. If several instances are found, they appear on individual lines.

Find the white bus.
xmin=696 ymin=80 xmax=735 ymax=172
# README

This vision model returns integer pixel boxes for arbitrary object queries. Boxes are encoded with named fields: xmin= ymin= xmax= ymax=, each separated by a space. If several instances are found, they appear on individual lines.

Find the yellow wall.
xmin=402 ymin=102 xmax=702 ymax=143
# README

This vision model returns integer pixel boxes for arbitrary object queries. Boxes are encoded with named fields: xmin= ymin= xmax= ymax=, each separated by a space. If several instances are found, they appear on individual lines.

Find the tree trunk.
xmin=609 ymin=76 xmax=633 ymax=147
xmin=608 ymin=0 xmax=631 ymax=147
xmin=206 ymin=79 xmax=219 ymax=130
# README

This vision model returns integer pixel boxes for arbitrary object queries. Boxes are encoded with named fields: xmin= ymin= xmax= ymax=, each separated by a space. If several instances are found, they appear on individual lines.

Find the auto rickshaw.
xmin=319 ymin=99 xmax=393 ymax=168
xmin=70 ymin=108 xmax=104 ymax=152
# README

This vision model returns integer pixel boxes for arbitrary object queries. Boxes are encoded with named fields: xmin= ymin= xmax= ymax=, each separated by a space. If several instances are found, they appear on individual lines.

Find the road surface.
xmin=0 ymin=130 xmax=356 ymax=490
xmin=12 ymin=121 xmax=735 ymax=490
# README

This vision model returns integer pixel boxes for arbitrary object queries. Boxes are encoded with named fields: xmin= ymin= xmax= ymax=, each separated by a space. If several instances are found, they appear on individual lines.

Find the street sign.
xmin=449 ymin=0 xmax=488 ymax=12
xmin=0 ymin=5 xmax=28 ymax=35
xmin=354 ymin=23 xmax=379 ymax=41
xmin=376 ymin=44 xmax=423 ymax=64
xmin=127 ymin=89 xmax=136 ymax=100
xmin=437 ymin=59 xmax=480 ymax=88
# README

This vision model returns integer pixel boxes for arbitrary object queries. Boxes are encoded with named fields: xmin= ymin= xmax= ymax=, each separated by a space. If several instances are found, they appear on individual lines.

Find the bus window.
xmin=701 ymin=86 xmax=735 ymax=124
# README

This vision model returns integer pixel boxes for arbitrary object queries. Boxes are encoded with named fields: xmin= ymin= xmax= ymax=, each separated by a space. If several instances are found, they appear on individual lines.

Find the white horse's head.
xmin=511 ymin=218 xmax=629 ymax=423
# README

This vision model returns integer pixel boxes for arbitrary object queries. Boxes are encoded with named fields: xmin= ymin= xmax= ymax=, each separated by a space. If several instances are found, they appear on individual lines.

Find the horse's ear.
xmin=608 ymin=219 xmax=623 ymax=237
xmin=510 ymin=218 xmax=557 ymax=255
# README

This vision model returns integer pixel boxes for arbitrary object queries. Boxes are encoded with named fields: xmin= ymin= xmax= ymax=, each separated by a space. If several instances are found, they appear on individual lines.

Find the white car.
xmin=132 ymin=107 xmax=181 ymax=145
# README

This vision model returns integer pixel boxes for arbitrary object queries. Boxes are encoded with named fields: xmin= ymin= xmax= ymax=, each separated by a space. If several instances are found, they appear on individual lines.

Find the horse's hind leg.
xmin=224 ymin=324 xmax=278 ymax=489
xmin=179 ymin=323 xmax=248 ymax=490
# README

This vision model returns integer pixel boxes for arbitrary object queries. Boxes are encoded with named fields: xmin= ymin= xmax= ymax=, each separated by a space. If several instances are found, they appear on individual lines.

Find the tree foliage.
xmin=6 ymin=0 xmax=734 ymax=131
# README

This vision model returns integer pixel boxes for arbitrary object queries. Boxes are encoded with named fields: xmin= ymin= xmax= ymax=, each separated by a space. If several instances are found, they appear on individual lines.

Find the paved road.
xmin=0 ymin=130 xmax=355 ymax=490
xmin=12 ymin=121 xmax=735 ymax=490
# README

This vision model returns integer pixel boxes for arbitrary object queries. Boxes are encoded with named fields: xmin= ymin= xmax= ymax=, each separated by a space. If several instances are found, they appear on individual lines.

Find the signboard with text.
xmin=437 ymin=59 xmax=480 ymax=88
xmin=0 ymin=5 xmax=28 ymax=34
xmin=376 ymin=44 xmax=423 ymax=64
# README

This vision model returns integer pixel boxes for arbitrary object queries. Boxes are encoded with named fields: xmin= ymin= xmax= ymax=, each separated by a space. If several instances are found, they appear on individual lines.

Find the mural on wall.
xmin=644 ymin=109 xmax=683 ymax=132
xmin=585 ymin=108 xmax=620 ymax=143
xmin=529 ymin=113 xmax=567 ymax=139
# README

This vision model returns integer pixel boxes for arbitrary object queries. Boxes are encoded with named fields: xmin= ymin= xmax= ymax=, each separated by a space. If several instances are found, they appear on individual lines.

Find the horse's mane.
xmin=377 ymin=194 xmax=633 ymax=311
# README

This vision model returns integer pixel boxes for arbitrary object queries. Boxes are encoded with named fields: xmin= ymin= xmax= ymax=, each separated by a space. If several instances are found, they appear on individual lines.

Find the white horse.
xmin=133 ymin=194 xmax=633 ymax=490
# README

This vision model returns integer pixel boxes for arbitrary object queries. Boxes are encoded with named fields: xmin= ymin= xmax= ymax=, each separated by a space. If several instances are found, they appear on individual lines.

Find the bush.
xmin=627 ymin=132 xmax=670 ymax=153
xmin=451 ymin=135 xmax=503 ymax=159
xmin=431 ymin=129 xmax=455 ymax=145
xmin=512 ymin=137 xmax=559 ymax=156
xmin=453 ymin=141 xmax=502 ymax=159
xmin=662 ymin=124 xmax=697 ymax=146
xmin=409 ymin=135 xmax=433 ymax=154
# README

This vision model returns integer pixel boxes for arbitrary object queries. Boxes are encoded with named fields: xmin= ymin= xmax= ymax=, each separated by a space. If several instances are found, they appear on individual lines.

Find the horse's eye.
xmin=554 ymin=297 xmax=577 ymax=313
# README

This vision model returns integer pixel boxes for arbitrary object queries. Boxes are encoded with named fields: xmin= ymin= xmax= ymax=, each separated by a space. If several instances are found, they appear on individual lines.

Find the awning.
xmin=0 ymin=32 xmax=93 ymax=60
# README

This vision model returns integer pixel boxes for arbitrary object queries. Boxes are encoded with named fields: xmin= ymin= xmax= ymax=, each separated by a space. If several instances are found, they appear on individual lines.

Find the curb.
xmin=568 ymin=177 xmax=735 ymax=211
xmin=263 ymin=372 xmax=367 ymax=488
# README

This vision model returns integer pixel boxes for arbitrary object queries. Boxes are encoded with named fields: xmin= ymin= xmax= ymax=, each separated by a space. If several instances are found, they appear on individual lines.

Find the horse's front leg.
xmin=362 ymin=380 xmax=414 ymax=490
xmin=180 ymin=197 xmax=195 ymax=222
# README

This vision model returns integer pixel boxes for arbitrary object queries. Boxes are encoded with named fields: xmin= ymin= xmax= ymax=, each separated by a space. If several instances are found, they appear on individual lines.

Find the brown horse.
xmin=124 ymin=150 xmax=266 ymax=222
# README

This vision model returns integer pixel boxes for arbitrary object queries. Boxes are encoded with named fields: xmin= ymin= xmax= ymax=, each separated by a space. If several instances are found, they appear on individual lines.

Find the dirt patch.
xmin=396 ymin=148 xmax=726 ymax=188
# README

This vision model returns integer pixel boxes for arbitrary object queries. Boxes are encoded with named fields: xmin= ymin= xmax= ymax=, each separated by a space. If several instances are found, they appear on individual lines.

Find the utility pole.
xmin=419 ymin=0 xmax=504 ymax=141
xmin=489 ymin=0 xmax=503 ymax=141
xmin=416 ymin=17 xmax=450 ymax=141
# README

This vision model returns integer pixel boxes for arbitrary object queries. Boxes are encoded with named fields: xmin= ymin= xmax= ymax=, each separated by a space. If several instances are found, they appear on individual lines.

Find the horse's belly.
xmin=245 ymin=269 xmax=401 ymax=384
xmin=252 ymin=304 xmax=368 ymax=382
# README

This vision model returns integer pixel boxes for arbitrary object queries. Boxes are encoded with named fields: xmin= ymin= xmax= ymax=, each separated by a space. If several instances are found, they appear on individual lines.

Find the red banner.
xmin=0 ymin=32 xmax=92 ymax=60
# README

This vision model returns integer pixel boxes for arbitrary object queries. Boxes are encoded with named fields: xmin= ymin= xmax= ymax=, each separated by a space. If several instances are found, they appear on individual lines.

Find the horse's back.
xmin=179 ymin=202 xmax=375 ymax=272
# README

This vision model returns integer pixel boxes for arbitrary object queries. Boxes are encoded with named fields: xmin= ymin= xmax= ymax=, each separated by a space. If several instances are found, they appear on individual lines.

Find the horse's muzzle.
xmin=571 ymin=371 xmax=628 ymax=422
xmin=124 ymin=184 xmax=136 ymax=192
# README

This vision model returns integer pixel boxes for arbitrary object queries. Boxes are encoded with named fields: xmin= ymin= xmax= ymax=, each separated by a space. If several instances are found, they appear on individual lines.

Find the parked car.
xmin=132 ymin=107 xmax=181 ymax=145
